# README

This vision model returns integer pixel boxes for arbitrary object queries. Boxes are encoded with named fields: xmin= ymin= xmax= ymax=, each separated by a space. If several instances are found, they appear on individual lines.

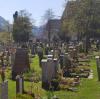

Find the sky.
xmin=0 ymin=0 xmax=67 ymax=26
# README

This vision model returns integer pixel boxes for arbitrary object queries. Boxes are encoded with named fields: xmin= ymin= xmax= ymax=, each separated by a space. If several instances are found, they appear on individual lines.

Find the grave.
xmin=44 ymin=45 xmax=49 ymax=55
xmin=63 ymin=53 xmax=71 ymax=68
xmin=16 ymin=75 xmax=24 ymax=94
xmin=0 ymin=81 xmax=8 ymax=99
xmin=31 ymin=44 xmax=36 ymax=56
xmin=59 ymin=54 xmax=64 ymax=69
xmin=70 ymin=49 xmax=78 ymax=59
xmin=41 ymin=58 xmax=58 ymax=89
xmin=95 ymin=56 xmax=100 ymax=81
xmin=12 ymin=48 xmax=30 ymax=80
xmin=37 ymin=46 xmax=43 ymax=67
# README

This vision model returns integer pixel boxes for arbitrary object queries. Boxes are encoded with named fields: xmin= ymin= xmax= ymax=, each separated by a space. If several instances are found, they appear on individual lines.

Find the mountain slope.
xmin=0 ymin=16 xmax=9 ymax=32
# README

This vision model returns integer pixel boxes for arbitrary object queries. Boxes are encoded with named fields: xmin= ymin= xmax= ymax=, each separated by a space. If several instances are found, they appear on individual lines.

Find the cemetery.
xmin=0 ymin=41 xmax=100 ymax=99
xmin=0 ymin=0 xmax=100 ymax=99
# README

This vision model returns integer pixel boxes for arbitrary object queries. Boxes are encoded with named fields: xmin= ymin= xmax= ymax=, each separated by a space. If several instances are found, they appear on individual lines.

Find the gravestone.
xmin=37 ymin=46 xmax=43 ymax=67
xmin=70 ymin=49 xmax=77 ymax=59
xmin=9 ymin=48 xmax=16 ymax=68
xmin=63 ymin=53 xmax=71 ymax=68
xmin=54 ymin=49 xmax=60 ymax=59
xmin=10 ymin=52 xmax=15 ymax=68
xmin=41 ymin=58 xmax=58 ymax=89
xmin=16 ymin=75 xmax=24 ymax=94
xmin=41 ymin=59 xmax=48 ymax=89
xmin=31 ymin=44 xmax=36 ymax=55
xmin=95 ymin=56 xmax=100 ymax=81
xmin=44 ymin=45 xmax=49 ymax=55
xmin=59 ymin=54 xmax=64 ymax=69
xmin=0 ymin=81 xmax=8 ymax=99
xmin=12 ymin=48 xmax=30 ymax=80
xmin=53 ymin=58 xmax=59 ymax=76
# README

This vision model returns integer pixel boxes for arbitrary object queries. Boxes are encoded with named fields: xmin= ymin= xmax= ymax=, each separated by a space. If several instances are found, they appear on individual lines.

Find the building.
xmin=46 ymin=19 xmax=61 ymax=42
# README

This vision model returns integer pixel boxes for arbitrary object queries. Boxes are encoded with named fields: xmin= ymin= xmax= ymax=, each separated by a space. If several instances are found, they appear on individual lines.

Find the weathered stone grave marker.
xmin=95 ymin=56 xmax=100 ymax=81
xmin=63 ymin=53 xmax=71 ymax=68
xmin=0 ymin=81 xmax=8 ymax=99
xmin=41 ymin=59 xmax=48 ymax=89
xmin=16 ymin=75 xmax=24 ymax=94
xmin=37 ymin=46 xmax=43 ymax=67
xmin=31 ymin=44 xmax=36 ymax=55
xmin=59 ymin=54 xmax=64 ymax=69
xmin=41 ymin=58 xmax=58 ymax=89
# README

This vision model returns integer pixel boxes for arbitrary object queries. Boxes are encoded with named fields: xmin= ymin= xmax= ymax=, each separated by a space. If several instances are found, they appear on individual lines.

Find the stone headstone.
xmin=44 ymin=46 xmax=49 ymax=55
xmin=41 ymin=58 xmax=58 ymax=89
xmin=16 ymin=75 xmax=24 ymax=94
xmin=0 ymin=81 xmax=8 ymax=99
xmin=41 ymin=59 xmax=48 ymax=89
xmin=37 ymin=46 xmax=43 ymax=67
xmin=95 ymin=56 xmax=100 ymax=81
xmin=63 ymin=53 xmax=71 ymax=68
xmin=53 ymin=58 xmax=59 ymax=76
xmin=70 ymin=49 xmax=77 ymax=59
xmin=12 ymin=48 xmax=30 ymax=80
xmin=59 ymin=54 xmax=64 ymax=69
xmin=31 ymin=44 xmax=36 ymax=55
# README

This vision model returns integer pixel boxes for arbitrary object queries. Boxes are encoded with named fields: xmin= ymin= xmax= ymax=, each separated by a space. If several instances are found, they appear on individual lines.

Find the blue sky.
xmin=0 ymin=0 xmax=67 ymax=26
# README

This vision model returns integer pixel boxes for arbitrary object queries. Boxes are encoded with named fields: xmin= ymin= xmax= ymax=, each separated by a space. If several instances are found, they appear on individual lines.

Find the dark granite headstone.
xmin=95 ymin=56 xmax=100 ymax=81
xmin=41 ymin=58 xmax=58 ymax=89
xmin=37 ymin=46 xmax=43 ymax=67
xmin=59 ymin=54 xmax=64 ymax=69
xmin=31 ymin=44 xmax=36 ymax=55
xmin=12 ymin=48 xmax=30 ymax=80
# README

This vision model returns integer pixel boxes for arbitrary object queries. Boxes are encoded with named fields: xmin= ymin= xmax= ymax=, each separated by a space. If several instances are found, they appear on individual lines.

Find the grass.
xmin=30 ymin=55 xmax=41 ymax=73
xmin=0 ymin=32 xmax=10 ymax=43
xmin=54 ymin=59 xmax=100 ymax=99
xmin=1 ymin=53 xmax=100 ymax=99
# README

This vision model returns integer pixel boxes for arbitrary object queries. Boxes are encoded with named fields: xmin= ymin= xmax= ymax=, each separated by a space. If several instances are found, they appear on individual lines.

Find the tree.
xmin=61 ymin=0 xmax=100 ymax=42
xmin=42 ymin=9 xmax=55 ymax=24
xmin=13 ymin=10 xmax=33 ymax=43
xmin=74 ymin=0 xmax=100 ymax=53
xmin=61 ymin=0 xmax=78 ymax=41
